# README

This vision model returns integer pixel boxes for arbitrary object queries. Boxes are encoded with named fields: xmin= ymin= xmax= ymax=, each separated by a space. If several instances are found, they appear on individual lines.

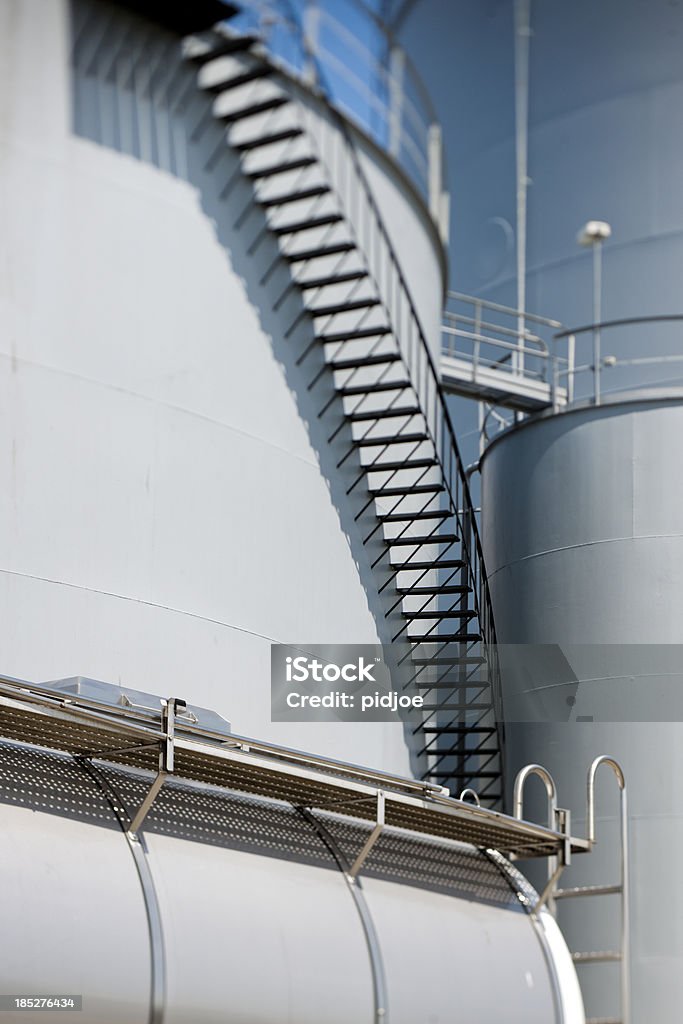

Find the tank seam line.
xmin=488 ymin=531 xmax=683 ymax=579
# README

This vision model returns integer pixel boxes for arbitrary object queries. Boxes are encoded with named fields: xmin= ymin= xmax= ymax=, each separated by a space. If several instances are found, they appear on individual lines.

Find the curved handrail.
xmin=229 ymin=1 xmax=504 ymax=791
xmin=513 ymin=763 xmax=558 ymax=829
xmin=554 ymin=313 xmax=683 ymax=340
xmin=229 ymin=0 xmax=446 ymax=206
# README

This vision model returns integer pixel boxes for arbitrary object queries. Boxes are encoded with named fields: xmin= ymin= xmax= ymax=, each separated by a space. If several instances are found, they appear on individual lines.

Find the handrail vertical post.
xmin=388 ymin=45 xmax=405 ymax=159
xmin=428 ymin=122 xmax=443 ymax=228
xmin=567 ymin=333 xmax=575 ymax=405
xmin=303 ymin=0 xmax=320 ymax=86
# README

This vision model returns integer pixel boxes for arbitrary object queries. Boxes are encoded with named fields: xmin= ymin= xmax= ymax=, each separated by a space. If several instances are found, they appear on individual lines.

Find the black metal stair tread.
xmin=318 ymin=326 xmax=392 ymax=343
xmin=412 ymin=655 xmax=485 ymax=665
xmin=422 ymin=725 xmax=496 ymax=734
xmin=358 ymin=433 xmax=428 ymax=449
xmin=398 ymin=584 xmax=470 ymax=595
xmin=410 ymin=632 xmax=482 ymax=642
xmin=297 ymin=269 xmax=367 ymax=288
xmin=273 ymin=213 xmax=343 ymax=235
xmin=373 ymin=483 xmax=444 ymax=496
xmin=392 ymin=558 xmax=464 ymax=569
xmin=339 ymin=380 xmax=410 ymax=397
xmin=235 ymin=127 xmax=304 ymax=152
xmin=206 ymin=64 xmax=271 ymax=94
xmin=218 ymin=95 xmax=289 ymax=124
xmin=259 ymin=185 xmax=331 ymax=209
xmin=285 ymin=242 xmax=356 ymax=262
xmin=388 ymin=533 xmax=458 ymax=545
xmin=406 ymin=610 xmax=476 ymax=620
xmin=380 ymin=510 xmax=448 ymax=522
xmin=348 ymin=405 xmax=420 ymax=422
xmin=414 ymin=679 xmax=489 ymax=688
xmin=247 ymin=156 xmax=317 ymax=180
xmin=189 ymin=33 xmax=258 ymax=64
xmin=330 ymin=353 xmax=401 ymax=371
xmin=311 ymin=299 xmax=381 ymax=318
xmin=420 ymin=703 xmax=491 ymax=711
xmin=365 ymin=457 xmax=435 ymax=470
xmin=424 ymin=750 xmax=500 ymax=759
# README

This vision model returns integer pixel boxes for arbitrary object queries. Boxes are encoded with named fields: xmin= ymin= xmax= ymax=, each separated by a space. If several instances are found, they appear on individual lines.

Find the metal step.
xmin=311 ymin=298 xmax=381 ymax=318
xmin=586 ymin=1018 xmax=622 ymax=1024
xmin=398 ymin=584 xmax=470 ymax=595
xmin=285 ymin=242 xmax=356 ymax=263
xmin=235 ymin=127 xmax=304 ymax=152
xmin=318 ymin=326 xmax=392 ymax=344
xmin=410 ymin=632 xmax=482 ymax=643
xmin=206 ymin=65 xmax=271 ymax=94
xmin=259 ymin=185 xmax=331 ymax=209
xmin=218 ymin=95 xmax=289 ymax=124
xmin=247 ymin=156 xmax=317 ymax=180
xmin=358 ymin=433 xmax=429 ymax=449
xmin=572 ymin=952 xmax=622 ymax=964
xmin=425 ymin=770 xmax=500 ymax=780
xmin=414 ymin=679 xmax=489 ymax=689
xmin=380 ymin=509 xmax=448 ymax=522
xmin=555 ymin=884 xmax=622 ymax=900
xmin=420 ymin=702 xmax=491 ymax=711
xmin=366 ymin=457 xmax=436 ymax=471
xmin=330 ymin=352 xmax=401 ymax=371
xmin=188 ymin=34 xmax=258 ymax=64
xmin=339 ymin=380 xmax=410 ymax=398
xmin=298 ymin=269 xmax=367 ymax=288
xmin=422 ymin=725 xmax=495 ymax=735
xmin=424 ymin=749 xmax=499 ymax=759
xmin=412 ymin=655 xmax=485 ymax=665
xmin=273 ymin=213 xmax=343 ymax=235
xmin=392 ymin=558 xmax=464 ymax=569
xmin=388 ymin=533 xmax=457 ymax=545
xmin=372 ymin=483 xmax=444 ymax=496
xmin=348 ymin=405 xmax=420 ymax=422
xmin=406 ymin=609 xmax=476 ymax=620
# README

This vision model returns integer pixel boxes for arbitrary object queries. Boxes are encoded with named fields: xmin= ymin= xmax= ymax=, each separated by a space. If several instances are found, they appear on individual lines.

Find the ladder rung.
xmin=286 ymin=242 xmax=356 ymax=263
xmin=218 ymin=95 xmax=289 ymax=124
xmin=247 ymin=156 xmax=317 ymax=180
xmin=572 ymin=951 xmax=622 ymax=964
xmin=311 ymin=298 xmax=381 ymax=318
xmin=235 ymin=127 xmax=304 ymax=152
xmin=259 ymin=185 xmax=331 ymax=209
xmin=555 ymin=884 xmax=622 ymax=900
xmin=273 ymin=213 xmax=343 ymax=235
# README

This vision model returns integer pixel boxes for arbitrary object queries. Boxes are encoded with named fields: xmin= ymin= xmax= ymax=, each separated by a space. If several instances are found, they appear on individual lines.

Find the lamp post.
xmin=577 ymin=220 xmax=612 ymax=404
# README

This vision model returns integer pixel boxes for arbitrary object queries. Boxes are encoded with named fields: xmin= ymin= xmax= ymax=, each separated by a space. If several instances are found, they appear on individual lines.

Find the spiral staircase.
xmin=181 ymin=13 xmax=504 ymax=807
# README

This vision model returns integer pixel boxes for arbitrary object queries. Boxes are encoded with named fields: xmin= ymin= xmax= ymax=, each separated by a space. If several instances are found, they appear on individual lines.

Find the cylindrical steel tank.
xmin=0 ymin=736 xmax=584 ymax=1024
xmin=481 ymin=394 xmax=683 ymax=1022
xmin=0 ymin=0 xmax=446 ymax=776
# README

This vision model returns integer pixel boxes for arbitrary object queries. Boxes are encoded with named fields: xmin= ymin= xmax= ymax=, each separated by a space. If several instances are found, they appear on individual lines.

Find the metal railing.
xmin=282 ymin=15 xmax=505 ymax=769
xmin=227 ymin=0 xmax=448 ymax=233
xmin=442 ymin=291 xmax=563 ymax=396
xmin=553 ymin=314 xmax=683 ymax=408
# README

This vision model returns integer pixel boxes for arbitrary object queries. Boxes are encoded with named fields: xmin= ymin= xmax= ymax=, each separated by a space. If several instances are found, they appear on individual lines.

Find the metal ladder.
xmin=514 ymin=757 xmax=630 ymax=1024
xmin=180 ymin=11 xmax=505 ymax=805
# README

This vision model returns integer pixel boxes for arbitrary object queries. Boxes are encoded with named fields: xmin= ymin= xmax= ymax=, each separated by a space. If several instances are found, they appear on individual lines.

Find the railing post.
xmin=567 ymin=333 xmax=575 ymax=405
xmin=303 ymin=0 xmax=320 ymax=86
xmin=388 ymin=46 xmax=405 ymax=160
xmin=428 ymin=122 xmax=443 ymax=227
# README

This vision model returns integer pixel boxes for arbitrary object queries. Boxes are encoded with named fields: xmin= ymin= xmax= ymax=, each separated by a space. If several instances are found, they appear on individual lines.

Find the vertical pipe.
xmin=621 ymin=784 xmax=631 ymax=1024
xmin=428 ymin=123 xmax=443 ymax=226
xmin=514 ymin=0 xmax=531 ymax=377
xmin=388 ymin=47 xmax=406 ymax=159
xmin=593 ymin=240 xmax=602 ymax=405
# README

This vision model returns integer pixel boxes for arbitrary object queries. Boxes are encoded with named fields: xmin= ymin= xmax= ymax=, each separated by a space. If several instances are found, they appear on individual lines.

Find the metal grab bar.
xmin=513 ymin=763 xmax=558 ymax=828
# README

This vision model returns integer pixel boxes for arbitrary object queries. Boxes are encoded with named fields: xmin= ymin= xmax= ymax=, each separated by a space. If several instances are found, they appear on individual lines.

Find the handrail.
xmin=554 ymin=313 xmax=683 ymax=340
xmin=274 ymin=3 xmax=505 ymax=773
xmin=228 ymin=0 xmax=446 ymax=216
